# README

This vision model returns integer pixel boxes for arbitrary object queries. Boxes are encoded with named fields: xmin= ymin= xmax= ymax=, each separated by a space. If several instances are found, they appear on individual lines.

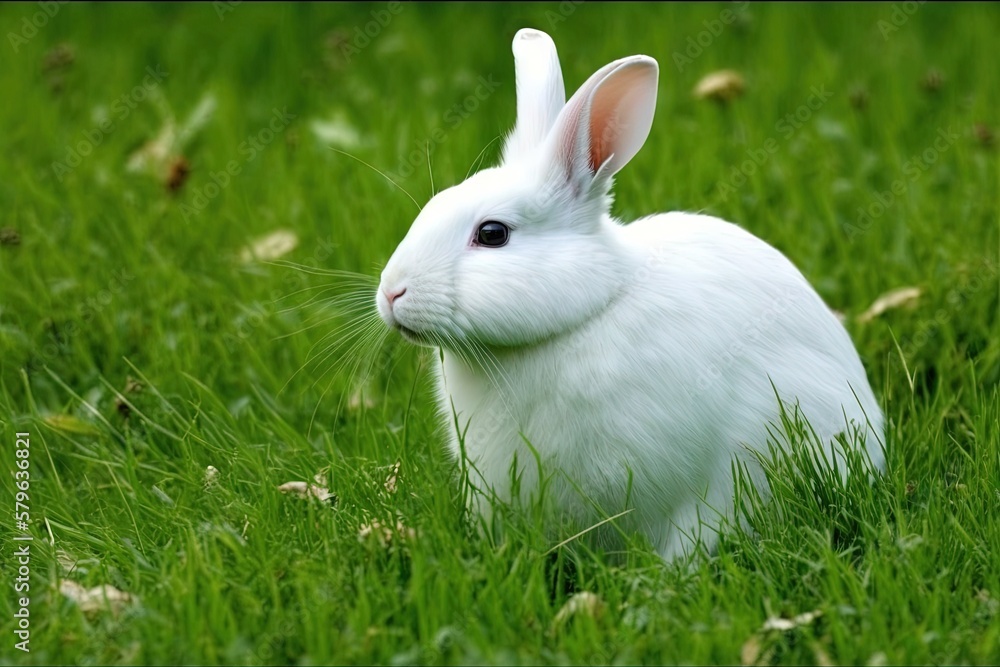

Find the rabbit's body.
xmin=436 ymin=210 xmax=883 ymax=558
xmin=376 ymin=29 xmax=884 ymax=561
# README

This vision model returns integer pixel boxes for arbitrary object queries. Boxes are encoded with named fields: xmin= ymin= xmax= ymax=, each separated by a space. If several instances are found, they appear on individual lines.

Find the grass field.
xmin=1 ymin=2 xmax=999 ymax=664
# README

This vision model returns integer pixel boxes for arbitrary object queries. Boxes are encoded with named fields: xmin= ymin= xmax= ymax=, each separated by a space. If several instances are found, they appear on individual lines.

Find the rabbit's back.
xmin=619 ymin=210 xmax=883 ymax=463
xmin=436 ymin=211 xmax=883 ymax=558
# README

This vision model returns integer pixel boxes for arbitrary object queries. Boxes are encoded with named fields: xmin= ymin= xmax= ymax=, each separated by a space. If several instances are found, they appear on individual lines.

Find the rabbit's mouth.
xmin=396 ymin=323 xmax=434 ymax=346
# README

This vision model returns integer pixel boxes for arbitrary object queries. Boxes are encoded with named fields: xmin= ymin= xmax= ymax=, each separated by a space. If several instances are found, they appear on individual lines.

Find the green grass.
xmin=1 ymin=2 xmax=999 ymax=664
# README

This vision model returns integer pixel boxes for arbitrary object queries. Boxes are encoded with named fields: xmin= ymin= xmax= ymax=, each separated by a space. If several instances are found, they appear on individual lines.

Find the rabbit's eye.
xmin=475 ymin=221 xmax=509 ymax=247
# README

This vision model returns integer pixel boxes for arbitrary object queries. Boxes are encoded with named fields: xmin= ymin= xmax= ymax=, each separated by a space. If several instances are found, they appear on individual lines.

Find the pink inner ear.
xmin=554 ymin=97 xmax=584 ymax=181
xmin=588 ymin=66 xmax=651 ymax=172
xmin=589 ymin=106 xmax=619 ymax=172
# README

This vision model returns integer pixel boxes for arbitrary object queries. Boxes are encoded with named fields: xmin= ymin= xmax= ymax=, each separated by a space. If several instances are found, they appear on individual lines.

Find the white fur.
xmin=504 ymin=29 xmax=565 ymax=164
xmin=376 ymin=30 xmax=884 ymax=561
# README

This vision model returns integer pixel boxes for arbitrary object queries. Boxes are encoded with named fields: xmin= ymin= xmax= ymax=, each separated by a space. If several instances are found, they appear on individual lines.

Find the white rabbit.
xmin=375 ymin=28 xmax=884 ymax=561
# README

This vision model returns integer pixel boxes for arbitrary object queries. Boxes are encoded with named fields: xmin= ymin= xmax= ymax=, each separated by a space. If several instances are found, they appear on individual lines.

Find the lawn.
xmin=1 ymin=2 xmax=999 ymax=664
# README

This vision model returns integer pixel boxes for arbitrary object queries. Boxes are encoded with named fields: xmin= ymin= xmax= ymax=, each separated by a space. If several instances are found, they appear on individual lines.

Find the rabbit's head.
xmin=377 ymin=29 xmax=659 ymax=350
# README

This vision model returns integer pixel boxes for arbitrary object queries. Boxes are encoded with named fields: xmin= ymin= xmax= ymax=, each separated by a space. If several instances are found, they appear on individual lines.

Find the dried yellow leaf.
xmin=552 ymin=591 xmax=605 ymax=627
xmin=856 ymin=286 xmax=921 ymax=323
xmin=277 ymin=480 xmax=334 ymax=503
xmin=60 ymin=580 xmax=135 ymax=616
xmin=43 ymin=414 xmax=101 ymax=436
xmin=239 ymin=230 xmax=299 ymax=263
xmin=694 ymin=69 xmax=746 ymax=103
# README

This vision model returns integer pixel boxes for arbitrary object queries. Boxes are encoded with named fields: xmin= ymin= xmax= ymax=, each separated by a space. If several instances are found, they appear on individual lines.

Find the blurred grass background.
xmin=0 ymin=2 xmax=998 ymax=664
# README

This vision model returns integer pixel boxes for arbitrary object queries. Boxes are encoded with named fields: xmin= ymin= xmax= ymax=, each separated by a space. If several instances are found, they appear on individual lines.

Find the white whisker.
xmin=465 ymin=134 xmax=503 ymax=180
xmin=328 ymin=147 xmax=421 ymax=212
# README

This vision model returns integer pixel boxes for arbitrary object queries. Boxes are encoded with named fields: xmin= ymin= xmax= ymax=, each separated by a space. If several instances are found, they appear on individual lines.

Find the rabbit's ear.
xmin=546 ymin=55 xmax=658 ymax=192
xmin=502 ymin=29 xmax=566 ymax=164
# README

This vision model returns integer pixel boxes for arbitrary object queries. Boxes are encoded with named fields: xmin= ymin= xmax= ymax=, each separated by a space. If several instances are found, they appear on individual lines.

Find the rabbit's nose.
xmin=384 ymin=286 xmax=407 ymax=307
